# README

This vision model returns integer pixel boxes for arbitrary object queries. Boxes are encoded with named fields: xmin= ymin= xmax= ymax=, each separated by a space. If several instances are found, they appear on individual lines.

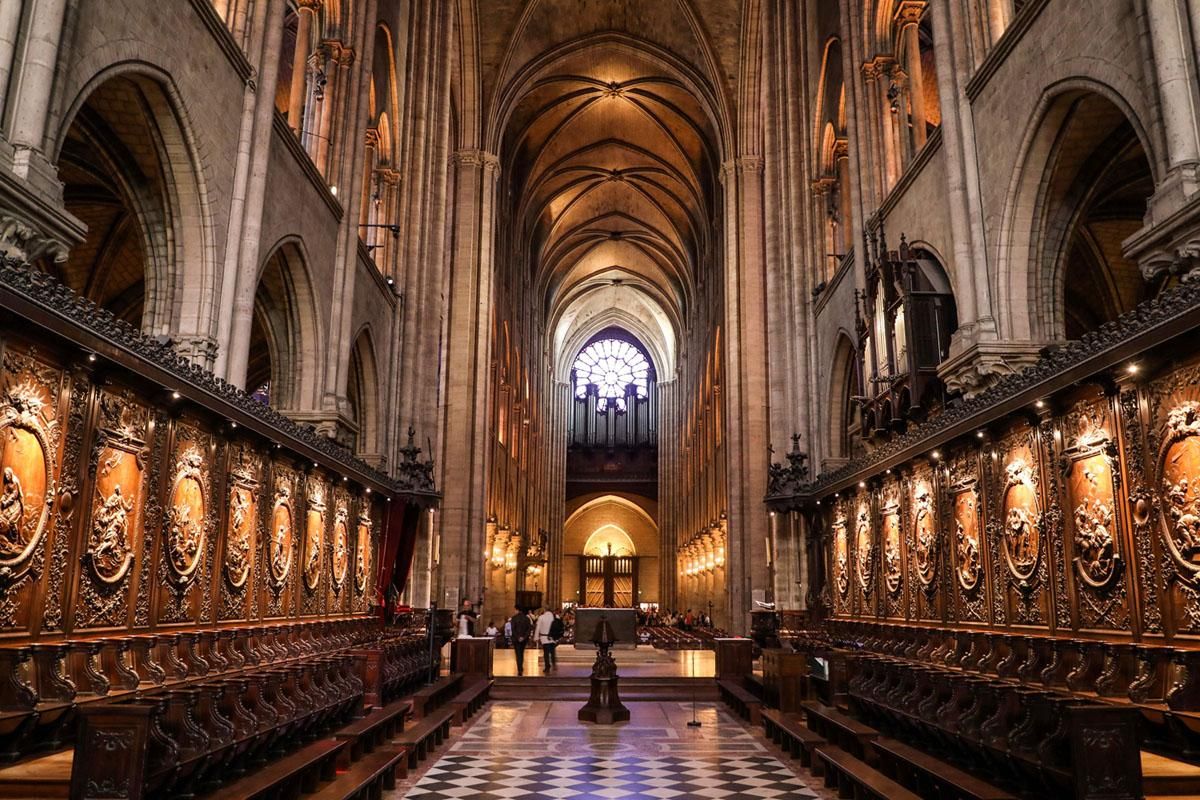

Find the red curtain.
xmin=377 ymin=500 xmax=423 ymax=597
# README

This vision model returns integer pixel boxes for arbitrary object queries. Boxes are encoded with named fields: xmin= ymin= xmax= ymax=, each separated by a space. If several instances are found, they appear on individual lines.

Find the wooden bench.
xmin=395 ymin=707 xmax=454 ymax=770
xmin=334 ymin=697 xmax=413 ymax=767
xmin=872 ymin=737 xmax=1018 ymax=800
xmin=448 ymin=679 xmax=492 ymax=726
xmin=718 ymin=678 xmax=763 ymax=725
xmin=308 ymin=746 xmax=407 ymax=800
xmin=816 ymin=744 xmax=921 ymax=800
xmin=762 ymin=708 xmax=825 ymax=772
xmin=410 ymin=673 xmax=464 ymax=719
xmin=801 ymin=700 xmax=878 ymax=761
xmin=207 ymin=737 xmax=346 ymax=799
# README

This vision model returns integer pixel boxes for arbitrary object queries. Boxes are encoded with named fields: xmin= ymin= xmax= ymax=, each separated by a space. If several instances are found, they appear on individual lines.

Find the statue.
xmin=0 ymin=466 xmax=24 ymax=554
xmin=92 ymin=484 xmax=134 ymax=579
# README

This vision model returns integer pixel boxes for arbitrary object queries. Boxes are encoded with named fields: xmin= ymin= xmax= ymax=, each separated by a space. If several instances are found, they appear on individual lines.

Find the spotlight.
xmin=976 ymin=431 xmax=984 ymax=439
xmin=858 ymin=481 xmax=866 ymax=488
xmin=1035 ymin=399 xmax=1045 ymax=409
xmin=1127 ymin=364 xmax=1139 ymax=375
xmin=171 ymin=391 xmax=181 ymax=400
xmin=329 ymin=185 xmax=338 ymax=196
xmin=931 ymin=450 xmax=941 ymax=460
xmin=87 ymin=353 xmax=97 ymax=363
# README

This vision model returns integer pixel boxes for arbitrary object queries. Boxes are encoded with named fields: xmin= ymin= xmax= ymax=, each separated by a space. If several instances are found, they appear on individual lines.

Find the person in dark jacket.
xmin=509 ymin=606 xmax=532 ymax=676
xmin=548 ymin=612 xmax=565 ymax=669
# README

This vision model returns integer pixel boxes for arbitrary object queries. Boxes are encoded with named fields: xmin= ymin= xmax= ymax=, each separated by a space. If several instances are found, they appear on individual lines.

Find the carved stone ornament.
xmin=954 ymin=488 xmax=981 ymax=592
xmin=303 ymin=480 xmax=326 ymax=591
xmin=912 ymin=479 xmax=937 ymax=590
xmin=331 ymin=504 xmax=349 ymax=588
xmin=355 ymin=511 xmax=372 ymax=593
xmin=0 ymin=378 xmax=56 ymax=585
xmin=225 ymin=452 xmax=257 ymax=589
xmin=165 ymin=444 xmax=206 ymax=583
xmin=1001 ymin=457 xmax=1042 ymax=589
xmin=269 ymin=484 xmax=294 ymax=586
xmin=833 ymin=513 xmax=849 ymax=598
xmin=882 ymin=500 xmax=903 ymax=596
xmin=1158 ymin=401 xmax=1200 ymax=584
xmin=856 ymin=502 xmax=874 ymax=597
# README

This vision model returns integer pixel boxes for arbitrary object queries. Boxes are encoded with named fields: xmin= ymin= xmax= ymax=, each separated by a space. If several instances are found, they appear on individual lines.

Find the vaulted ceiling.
xmin=480 ymin=0 xmax=743 ymax=375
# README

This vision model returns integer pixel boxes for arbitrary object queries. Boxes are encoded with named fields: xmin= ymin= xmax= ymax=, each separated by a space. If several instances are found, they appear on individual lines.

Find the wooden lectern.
xmin=450 ymin=637 xmax=494 ymax=679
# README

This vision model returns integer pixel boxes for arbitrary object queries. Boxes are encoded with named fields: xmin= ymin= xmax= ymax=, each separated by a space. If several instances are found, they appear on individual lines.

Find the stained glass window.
xmin=573 ymin=338 xmax=650 ymax=411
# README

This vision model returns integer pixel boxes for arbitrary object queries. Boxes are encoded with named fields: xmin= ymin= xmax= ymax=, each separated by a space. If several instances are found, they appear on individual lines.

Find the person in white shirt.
xmin=535 ymin=608 xmax=556 ymax=673
xmin=484 ymin=621 xmax=499 ymax=638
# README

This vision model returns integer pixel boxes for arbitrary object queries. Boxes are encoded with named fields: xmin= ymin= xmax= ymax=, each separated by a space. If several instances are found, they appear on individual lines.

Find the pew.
xmin=871 ymin=736 xmax=1017 ymax=800
xmin=447 ymin=679 xmax=493 ymax=726
xmin=717 ymin=678 xmax=763 ymax=725
xmin=410 ymin=673 xmax=464 ymax=720
xmin=395 ymin=708 xmax=455 ymax=770
xmin=800 ymin=700 xmax=878 ymax=762
xmin=816 ymin=744 xmax=922 ymax=800
xmin=762 ymin=708 xmax=825 ymax=771
xmin=308 ymin=746 xmax=407 ymax=800
xmin=334 ymin=698 xmax=413 ymax=767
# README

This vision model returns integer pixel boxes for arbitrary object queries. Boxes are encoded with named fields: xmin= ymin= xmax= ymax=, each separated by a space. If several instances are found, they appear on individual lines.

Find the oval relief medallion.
xmin=1001 ymin=458 xmax=1041 ymax=586
xmin=166 ymin=446 xmax=206 ymax=582
xmin=331 ymin=505 xmax=349 ymax=588
xmin=0 ymin=380 xmax=56 ymax=581
xmin=303 ymin=484 xmax=325 ymax=591
xmin=855 ymin=503 xmax=874 ymax=597
xmin=355 ymin=514 xmax=372 ymax=593
xmin=833 ymin=516 xmax=849 ymax=598
xmin=954 ymin=489 xmax=981 ymax=591
xmin=912 ymin=481 xmax=937 ymax=588
xmin=270 ymin=486 xmax=294 ymax=585
xmin=1159 ymin=401 xmax=1200 ymax=581
xmin=225 ymin=484 xmax=255 ymax=589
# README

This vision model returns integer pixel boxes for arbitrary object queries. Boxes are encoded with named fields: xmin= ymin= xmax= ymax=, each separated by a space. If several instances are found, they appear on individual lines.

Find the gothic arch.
xmin=997 ymin=80 xmax=1157 ymax=342
xmin=347 ymin=326 xmax=382 ymax=458
xmin=50 ymin=64 xmax=215 ymax=347
xmin=247 ymin=238 xmax=323 ymax=410
xmin=826 ymin=331 xmax=862 ymax=462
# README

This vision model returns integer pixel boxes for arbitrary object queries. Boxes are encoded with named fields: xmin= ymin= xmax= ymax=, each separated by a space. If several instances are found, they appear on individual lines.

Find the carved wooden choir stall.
xmin=760 ymin=253 xmax=1200 ymax=799
xmin=0 ymin=257 xmax=469 ymax=799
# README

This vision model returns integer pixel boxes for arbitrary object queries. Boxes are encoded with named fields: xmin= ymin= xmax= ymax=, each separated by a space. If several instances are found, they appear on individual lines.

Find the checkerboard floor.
xmin=401 ymin=752 xmax=820 ymax=799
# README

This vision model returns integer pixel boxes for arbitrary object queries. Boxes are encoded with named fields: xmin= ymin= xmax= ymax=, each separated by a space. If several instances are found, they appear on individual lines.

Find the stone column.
xmin=897 ymin=1 xmax=928 ymax=149
xmin=859 ymin=60 xmax=888 ymax=206
xmin=437 ymin=148 xmax=500 ymax=609
xmin=722 ymin=156 xmax=772 ymax=634
xmin=287 ymin=0 xmax=320 ymax=134
xmin=0 ymin=0 xmax=22 ymax=116
xmin=8 ymin=0 xmax=67 ymax=175
xmin=1144 ymin=0 xmax=1200 ymax=221
xmin=216 ymin=0 xmax=287 ymax=384
xmin=986 ymin=0 xmax=1014 ymax=44
xmin=874 ymin=57 xmax=901 ymax=190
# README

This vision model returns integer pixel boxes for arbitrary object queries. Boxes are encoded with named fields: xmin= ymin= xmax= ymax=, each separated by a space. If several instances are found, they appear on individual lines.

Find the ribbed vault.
xmin=495 ymin=39 xmax=722 ymax=369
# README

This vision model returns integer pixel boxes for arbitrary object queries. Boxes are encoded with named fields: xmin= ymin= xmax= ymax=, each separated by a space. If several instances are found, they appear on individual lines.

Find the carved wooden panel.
xmin=300 ymin=471 xmax=327 ymax=616
xmin=328 ymin=487 xmax=350 ymax=613
xmin=1150 ymin=361 xmax=1200 ymax=634
xmin=854 ymin=494 xmax=876 ymax=617
xmin=1060 ymin=392 xmax=1131 ymax=631
xmin=880 ymin=477 xmax=904 ymax=619
xmin=831 ymin=501 xmax=851 ymax=616
xmin=909 ymin=464 xmax=941 ymax=621
xmin=74 ymin=386 xmax=155 ymax=630
xmin=219 ymin=441 xmax=261 ymax=621
xmin=262 ymin=460 xmax=298 ymax=619
xmin=994 ymin=424 xmax=1048 ymax=627
xmin=353 ymin=496 xmax=376 ymax=612
xmin=156 ymin=420 xmax=216 ymax=625
xmin=0 ymin=344 xmax=66 ymax=635
xmin=949 ymin=449 xmax=985 ymax=624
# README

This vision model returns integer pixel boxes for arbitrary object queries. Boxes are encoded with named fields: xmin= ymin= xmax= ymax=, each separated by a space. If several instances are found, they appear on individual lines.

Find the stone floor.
xmin=387 ymin=700 xmax=834 ymax=799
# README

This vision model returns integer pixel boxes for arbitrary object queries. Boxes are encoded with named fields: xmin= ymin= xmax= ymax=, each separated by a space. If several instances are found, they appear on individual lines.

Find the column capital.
xmin=451 ymin=148 xmax=501 ymax=173
xmin=719 ymin=155 xmax=763 ymax=183
xmin=894 ymin=0 xmax=926 ymax=27
xmin=296 ymin=0 xmax=322 ymax=11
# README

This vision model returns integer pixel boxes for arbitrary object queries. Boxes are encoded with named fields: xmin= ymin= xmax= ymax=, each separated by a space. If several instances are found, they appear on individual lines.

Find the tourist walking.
xmin=536 ymin=607 xmax=556 ymax=673
xmin=509 ymin=606 xmax=532 ymax=676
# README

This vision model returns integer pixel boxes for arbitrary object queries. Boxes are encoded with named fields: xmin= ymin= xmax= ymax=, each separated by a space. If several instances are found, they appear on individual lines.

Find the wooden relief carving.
xmin=855 ymin=500 xmax=874 ymax=599
xmin=331 ymin=501 xmax=349 ymax=590
xmin=912 ymin=477 xmax=937 ymax=593
xmin=1001 ymin=456 xmax=1042 ymax=590
xmin=303 ymin=478 xmax=325 ymax=591
xmin=1157 ymin=401 xmax=1200 ymax=586
xmin=269 ymin=483 xmax=294 ymax=587
xmin=1064 ymin=410 xmax=1120 ymax=588
xmin=832 ymin=511 xmax=850 ymax=602
xmin=165 ymin=444 xmax=206 ymax=584
xmin=354 ymin=506 xmax=372 ymax=595
xmin=0 ymin=373 xmax=56 ymax=586
xmin=79 ymin=390 xmax=149 ymax=628
xmin=954 ymin=489 xmax=981 ymax=592
xmin=225 ymin=447 xmax=258 ymax=590
xmin=881 ymin=493 xmax=902 ymax=597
